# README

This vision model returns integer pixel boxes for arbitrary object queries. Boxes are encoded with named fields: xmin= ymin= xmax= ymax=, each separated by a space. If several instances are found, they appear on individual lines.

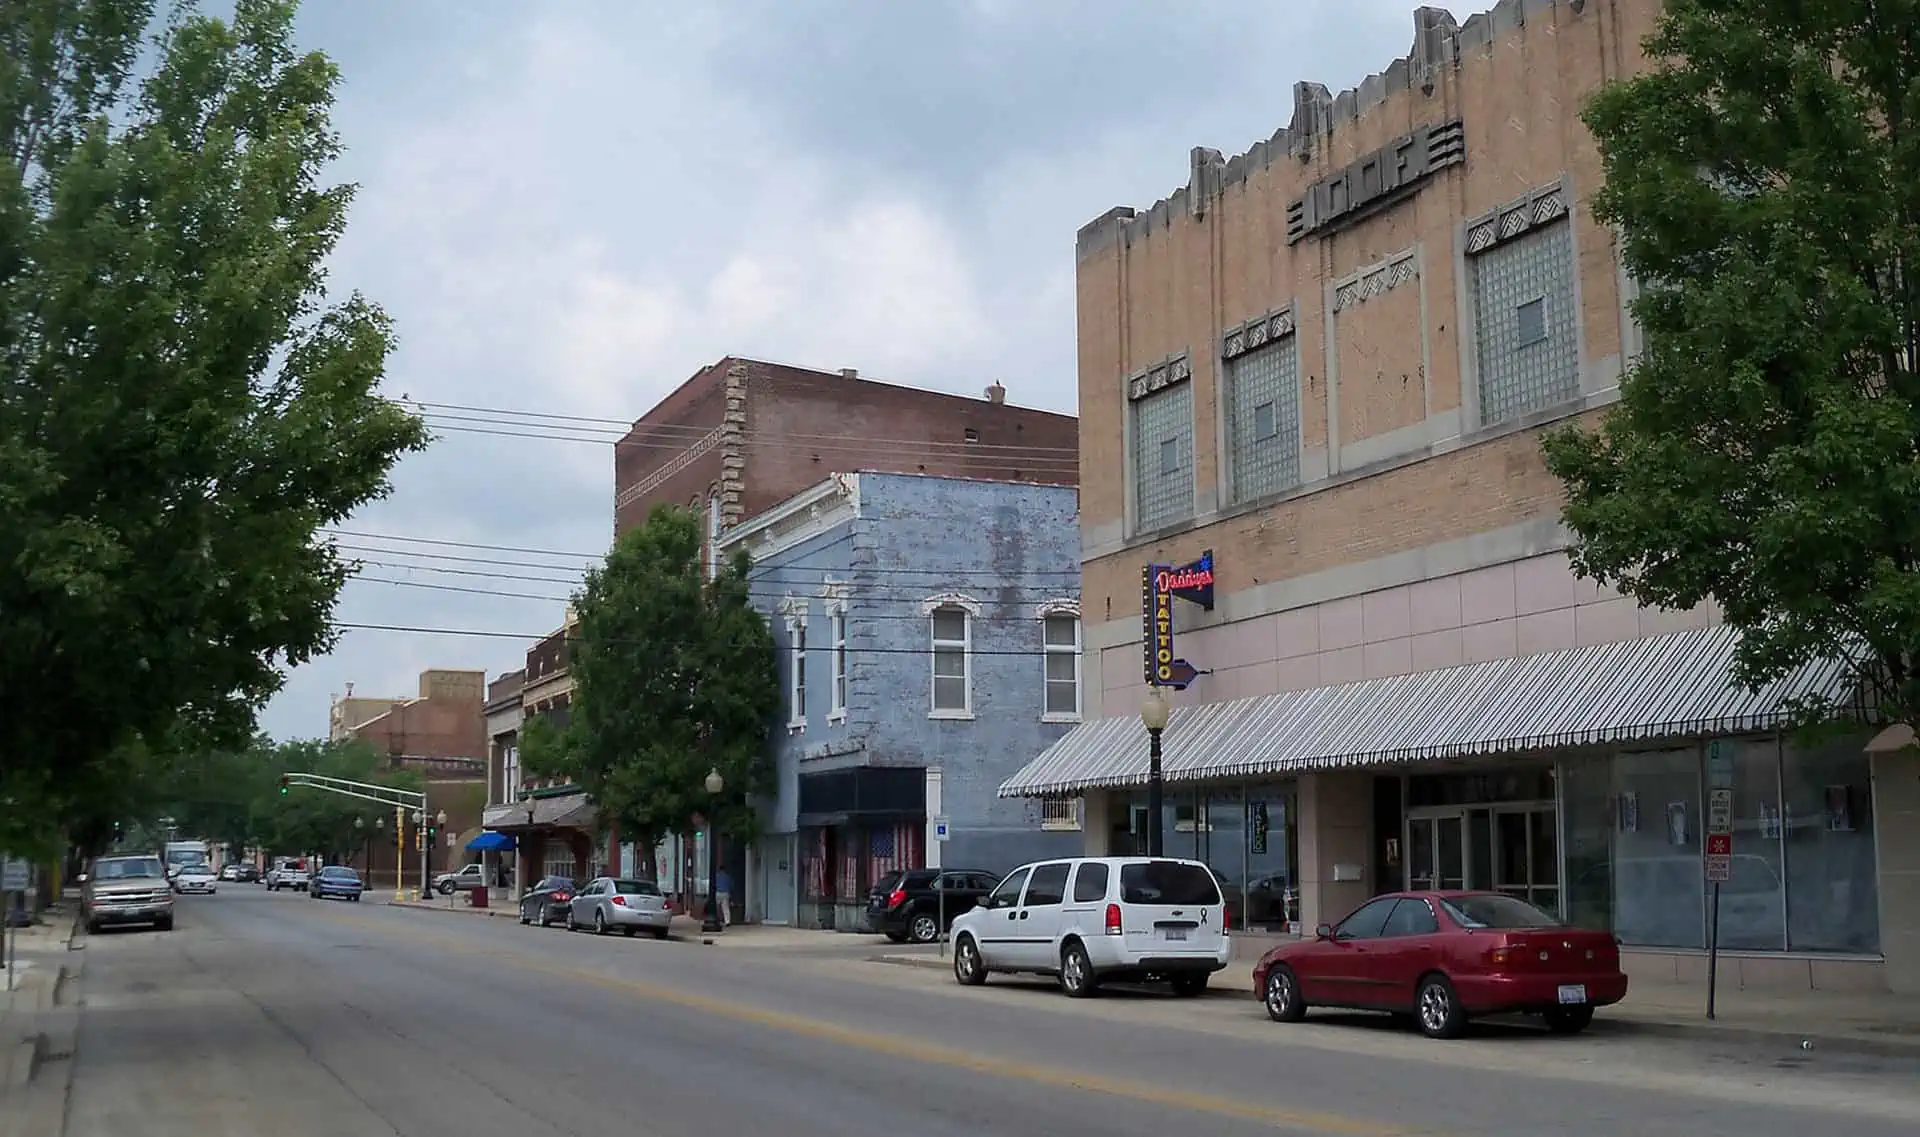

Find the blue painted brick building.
xmin=715 ymin=471 xmax=1083 ymax=930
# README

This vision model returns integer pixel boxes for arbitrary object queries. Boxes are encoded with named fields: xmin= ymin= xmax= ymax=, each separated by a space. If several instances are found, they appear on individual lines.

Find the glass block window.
xmin=1131 ymin=381 xmax=1193 ymax=531
xmin=1225 ymin=336 xmax=1301 ymax=503
xmin=1471 ymin=218 xmax=1578 ymax=426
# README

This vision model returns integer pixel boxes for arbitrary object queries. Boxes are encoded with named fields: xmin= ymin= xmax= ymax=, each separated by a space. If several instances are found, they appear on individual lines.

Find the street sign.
xmin=1707 ymin=788 xmax=1733 ymax=834
xmin=1706 ymin=833 xmax=1732 ymax=857
xmin=932 ymin=817 xmax=950 ymax=843
xmin=1707 ymin=741 xmax=1735 ymax=790
xmin=1 ymin=859 xmax=27 ymax=892
xmin=1705 ymin=854 xmax=1732 ymax=882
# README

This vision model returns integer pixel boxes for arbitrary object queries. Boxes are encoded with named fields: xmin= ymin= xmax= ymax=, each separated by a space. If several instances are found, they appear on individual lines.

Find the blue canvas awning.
xmin=467 ymin=831 xmax=515 ymax=852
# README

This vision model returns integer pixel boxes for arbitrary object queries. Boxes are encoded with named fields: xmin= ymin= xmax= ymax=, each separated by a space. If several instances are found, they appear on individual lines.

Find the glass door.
xmin=1492 ymin=805 xmax=1561 ymax=916
xmin=1405 ymin=811 xmax=1470 ymax=891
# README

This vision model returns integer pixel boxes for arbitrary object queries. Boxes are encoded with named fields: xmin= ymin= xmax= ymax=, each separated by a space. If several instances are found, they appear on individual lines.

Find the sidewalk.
xmin=0 ymin=906 xmax=83 ymax=1137
xmin=871 ymin=952 xmax=1920 ymax=1057
xmin=384 ymin=897 xmax=933 ymax=954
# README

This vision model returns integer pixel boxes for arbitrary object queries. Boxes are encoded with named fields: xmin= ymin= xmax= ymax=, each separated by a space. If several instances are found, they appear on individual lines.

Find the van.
xmin=946 ymin=856 xmax=1230 ymax=997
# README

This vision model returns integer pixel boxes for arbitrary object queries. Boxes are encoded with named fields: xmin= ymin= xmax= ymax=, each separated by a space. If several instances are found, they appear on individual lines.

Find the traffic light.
xmin=278 ymin=775 xmax=289 ymax=794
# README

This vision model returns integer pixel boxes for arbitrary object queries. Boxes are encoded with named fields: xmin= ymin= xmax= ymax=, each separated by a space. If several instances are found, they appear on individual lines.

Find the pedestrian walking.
xmin=715 ymin=867 xmax=732 ymax=927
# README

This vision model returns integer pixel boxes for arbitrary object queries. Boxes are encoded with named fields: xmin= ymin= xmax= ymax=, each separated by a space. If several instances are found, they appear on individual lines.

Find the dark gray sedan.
xmin=518 ymin=876 xmax=576 ymax=927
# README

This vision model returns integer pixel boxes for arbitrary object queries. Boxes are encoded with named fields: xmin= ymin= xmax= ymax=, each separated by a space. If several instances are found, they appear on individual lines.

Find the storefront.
xmin=1004 ymin=622 xmax=1913 ymax=992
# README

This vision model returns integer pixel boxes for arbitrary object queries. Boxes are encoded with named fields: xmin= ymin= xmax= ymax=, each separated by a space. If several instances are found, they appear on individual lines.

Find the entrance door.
xmin=1405 ymin=812 xmax=1470 ymax=891
xmin=1491 ymin=806 xmax=1560 ymax=916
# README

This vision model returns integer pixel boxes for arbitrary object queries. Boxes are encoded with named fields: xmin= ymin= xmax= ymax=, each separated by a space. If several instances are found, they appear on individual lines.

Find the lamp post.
xmin=1140 ymin=689 xmax=1170 ymax=857
xmin=701 ymin=768 xmax=725 ymax=934
xmin=412 ymin=809 xmax=426 ymax=901
xmin=354 ymin=817 xmax=365 ymax=876
xmin=373 ymin=816 xmax=383 ymax=881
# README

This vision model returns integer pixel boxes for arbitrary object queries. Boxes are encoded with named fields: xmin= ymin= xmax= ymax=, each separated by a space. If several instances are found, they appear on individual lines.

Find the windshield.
xmin=1440 ymin=893 xmax=1562 ymax=929
xmin=95 ymin=858 xmax=165 ymax=881
xmin=321 ymin=867 xmax=358 ymax=879
xmin=613 ymin=880 xmax=660 ymax=895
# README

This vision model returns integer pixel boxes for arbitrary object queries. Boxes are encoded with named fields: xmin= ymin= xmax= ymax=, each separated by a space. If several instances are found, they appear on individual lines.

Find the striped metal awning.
xmin=997 ymin=623 xmax=1863 ymax=799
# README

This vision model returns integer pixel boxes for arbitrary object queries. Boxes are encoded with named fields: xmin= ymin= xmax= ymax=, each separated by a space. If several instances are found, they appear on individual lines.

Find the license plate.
xmin=1557 ymin=984 xmax=1587 ymax=1005
xmin=1164 ymin=927 xmax=1188 ymax=942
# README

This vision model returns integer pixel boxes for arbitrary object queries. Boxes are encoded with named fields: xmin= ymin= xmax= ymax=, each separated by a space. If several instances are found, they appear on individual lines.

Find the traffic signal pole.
xmin=280 ymin=774 xmax=428 ymax=902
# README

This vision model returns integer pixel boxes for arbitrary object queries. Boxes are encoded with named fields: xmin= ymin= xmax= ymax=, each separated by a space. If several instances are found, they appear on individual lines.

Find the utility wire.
xmin=334 ymin=620 xmax=1073 ymax=656
xmin=349 ymin=574 xmax=1079 ymax=617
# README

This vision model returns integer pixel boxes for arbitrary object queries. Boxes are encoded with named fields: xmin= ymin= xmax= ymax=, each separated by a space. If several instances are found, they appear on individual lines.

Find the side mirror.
xmin=1315 ymin=923 xmax=1335 ymax=941
xmin=977 ymin=896 xmax=996 ymax=910
xmin=76 ymin=874 xmax=89 ymax=884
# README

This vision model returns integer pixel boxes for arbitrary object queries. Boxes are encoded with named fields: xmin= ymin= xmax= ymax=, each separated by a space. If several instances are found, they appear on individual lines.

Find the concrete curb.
xmin=868 ymin=954 xmax=1920 ymax=1059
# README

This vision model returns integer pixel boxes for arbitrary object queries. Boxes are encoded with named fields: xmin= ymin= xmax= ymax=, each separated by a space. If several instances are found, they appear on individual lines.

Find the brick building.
xmin=1001 ymin=0 xmax=1920 ymax=996
xmin=716 ymin=472 xmax=1083 ymax=930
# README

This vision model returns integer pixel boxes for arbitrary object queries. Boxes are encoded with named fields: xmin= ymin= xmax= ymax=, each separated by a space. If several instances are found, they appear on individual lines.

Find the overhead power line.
xmin=334 ymin=620 xmax=1071 ymax=656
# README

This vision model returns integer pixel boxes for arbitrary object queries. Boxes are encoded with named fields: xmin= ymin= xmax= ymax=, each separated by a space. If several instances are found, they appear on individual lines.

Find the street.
xmin=57 ymin=887 xmax=1920 ymax=1137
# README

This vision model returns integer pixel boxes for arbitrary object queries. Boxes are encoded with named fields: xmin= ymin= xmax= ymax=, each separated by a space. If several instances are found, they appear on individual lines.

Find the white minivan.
xmin=947 ymin=856 xmax=1231 ymax=997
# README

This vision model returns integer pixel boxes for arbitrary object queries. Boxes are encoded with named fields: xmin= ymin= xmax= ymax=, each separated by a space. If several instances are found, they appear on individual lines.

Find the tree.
xmin=1541 ymin=0 xmax=1920 ymax=726
xmin=0 ymin=0 xmax=428 ymax=843
xmin=524 ymin=504 xmax=780 ymax=857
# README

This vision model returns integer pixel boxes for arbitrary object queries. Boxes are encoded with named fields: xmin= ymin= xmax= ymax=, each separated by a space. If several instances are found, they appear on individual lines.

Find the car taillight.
xmin=887 ymin=888 xmax=908 ymax=909
xmin=1487 ymin=946 xmax=1519 ymax=968
xmin=1104 ymin=903 xmax=1122 ymax=936
xmin=556 ymin=892 xmax=571 ymax=901
xmin=611 ymin=895 xmax=627 ymax=907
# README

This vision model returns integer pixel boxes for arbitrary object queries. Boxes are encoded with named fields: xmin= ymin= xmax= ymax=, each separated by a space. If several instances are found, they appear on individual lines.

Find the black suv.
xmin=867 ymin=869 xmax=997 ymax=944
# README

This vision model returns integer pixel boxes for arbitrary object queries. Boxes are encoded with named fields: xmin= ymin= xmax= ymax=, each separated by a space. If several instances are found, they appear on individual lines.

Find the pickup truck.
xmin=432 ymin=863 xmax=488 ymax=895
xmin=267 ymin=859 xmax=310 ymax=892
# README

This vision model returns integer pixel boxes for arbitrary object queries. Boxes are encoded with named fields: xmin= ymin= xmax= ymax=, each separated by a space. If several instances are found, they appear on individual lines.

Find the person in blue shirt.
xmin=714 ymin=867 xmax=732 ymax=927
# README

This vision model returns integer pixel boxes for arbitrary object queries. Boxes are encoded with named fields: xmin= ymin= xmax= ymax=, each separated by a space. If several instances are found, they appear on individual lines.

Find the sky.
xmin=259 ymin=0 xmax=1458 ymax=740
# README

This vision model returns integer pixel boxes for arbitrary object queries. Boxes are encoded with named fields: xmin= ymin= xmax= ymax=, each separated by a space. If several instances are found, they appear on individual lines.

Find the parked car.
xmin=433 ymin=862 xmax=487 ymax=896
xmin=309 ymin=865 xmax=365 ymax=902
xmin=218 ymin=864 xmax=259 ymax=883
xmin=867 ymin=869 xmax=997 ymax=944
xmin=518 ymin=876 xmax=577 ymax=927
xmin=80 ymin=855 xmax=175 ymax=934
xmin=948 ymin=856 xmax=1230 ymax=998
xmin=567 ymin=877 xmax=672 ymax=938
xmin=172 ymin=863 xmax=218 ymax=895
xmin=1252 ymin=890 xmax=1628 ymax=1040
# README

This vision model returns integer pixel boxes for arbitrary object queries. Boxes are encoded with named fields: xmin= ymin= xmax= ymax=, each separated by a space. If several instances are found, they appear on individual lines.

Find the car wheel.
xmin=1264 ymin=965 xmax=1307 ymax=1022
xmin=594 ymin=910 xmax=608 ymax=935
xmin=908 ymin=913 xmax=940 ymax=944
xmin=1058 ymin=941 xmax=1098 ymax=999
xmin=519 ymin=906 xmax=531 ymax=926
xmin=565 ymin=908 xmax=577 ymax=932
xmin=439 ymin=880 xmax=455 ymax=896
xmin=1170 ymin=973 xmax=1208 ymax=997
xmin=351 ymin=894 xmax=361 ymax=902
xmin=155 ymin=916 xmax=173 ymax=932
xmin=651 ymin=926 xmax=669 ymax=940
xmin=622 ymin=926 xmax=637 ymax=938
xmin=537 ymin=906 xmax=551 ymax=928
xmin=1543 ymin=1006 xmax=1594 ymax=1035
xmin=85 ymin=920 xmax=101 ymax=936
xmin=953 ymin=934 xmax=987 ymax=987
xmin=1415 ymin=974 xmax=1467 ymax=1040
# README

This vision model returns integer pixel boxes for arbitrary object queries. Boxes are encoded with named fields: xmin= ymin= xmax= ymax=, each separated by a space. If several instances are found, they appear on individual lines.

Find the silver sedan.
xmin=566 ymin=877 xmax=673 ymax=938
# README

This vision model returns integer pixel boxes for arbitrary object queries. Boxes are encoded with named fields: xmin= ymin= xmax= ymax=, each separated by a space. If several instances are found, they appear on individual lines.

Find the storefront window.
xmin=1782 ymin=733 xmax=1879 ymax=953
xmin=1243 ymin=783 xmax=1296 ymax=931
xmin=1560 ymin=754 xmax=1613 ymax=933
xmin=1719 ymin=737 xmax=1787 ymax=950
xmin=1611 ymin=746 xmax=1705 ymax=948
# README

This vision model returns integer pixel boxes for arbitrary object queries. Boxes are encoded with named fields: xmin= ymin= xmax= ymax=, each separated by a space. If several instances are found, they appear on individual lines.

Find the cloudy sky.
xmin=261 ymin=0 xmax=1452 ymax=740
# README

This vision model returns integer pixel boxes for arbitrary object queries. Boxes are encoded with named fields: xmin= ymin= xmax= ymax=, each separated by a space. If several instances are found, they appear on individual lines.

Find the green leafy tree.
xmin=0 ymin=0 xmax=428 ymax=847
xmin=1542 ymin=0 xmax=1920 ymax=726
xmin=526 ymin=504 xmax=780 ymax=858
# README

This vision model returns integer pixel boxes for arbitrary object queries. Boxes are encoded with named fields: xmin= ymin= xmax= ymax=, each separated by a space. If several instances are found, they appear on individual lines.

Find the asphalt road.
xmin=58 ymin=886 xmax=1920 ymax=1137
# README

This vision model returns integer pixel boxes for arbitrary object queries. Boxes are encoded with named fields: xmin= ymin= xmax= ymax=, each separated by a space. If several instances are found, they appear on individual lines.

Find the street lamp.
xmin=1140 ymin=689 xmax=1170 ymax=857
xmin=354 ymin=816 xmax=365 ymax=875
xmin=412 ymin=810 xmax=426 ymax=901
xmin=701 ymin=768 xmax=725 ymax=933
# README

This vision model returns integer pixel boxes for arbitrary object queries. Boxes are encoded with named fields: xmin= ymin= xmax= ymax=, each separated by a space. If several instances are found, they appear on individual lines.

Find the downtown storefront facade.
xmin=1003 ymin=546 xmax=1919 ymax=994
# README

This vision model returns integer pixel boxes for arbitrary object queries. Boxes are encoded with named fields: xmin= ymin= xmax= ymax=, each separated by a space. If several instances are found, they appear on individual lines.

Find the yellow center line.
xmin=315 ymin=909 xmax=1438 ymax=1136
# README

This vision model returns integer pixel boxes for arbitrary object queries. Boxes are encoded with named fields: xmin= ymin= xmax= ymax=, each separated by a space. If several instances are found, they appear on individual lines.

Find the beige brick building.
xmin=1003 ymin=0 xmax=1920 ymax=996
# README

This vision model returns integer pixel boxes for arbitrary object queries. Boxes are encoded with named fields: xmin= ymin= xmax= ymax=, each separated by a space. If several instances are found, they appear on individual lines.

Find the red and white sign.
xmin=1706 ymin=833 xmax=1732 ymax=857
xmin=1706 ymin=854 xmax=1733 ymax=883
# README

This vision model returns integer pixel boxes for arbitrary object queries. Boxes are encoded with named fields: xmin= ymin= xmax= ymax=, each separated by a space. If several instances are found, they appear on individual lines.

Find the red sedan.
xmin=1251 ymin=890 xmax=1628 ymax=1039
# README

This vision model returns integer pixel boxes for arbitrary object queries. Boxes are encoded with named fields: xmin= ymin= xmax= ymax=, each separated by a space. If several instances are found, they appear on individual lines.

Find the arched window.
xmin=920 ymin=593 xmax=982 ymax=719
xmin=1036 ymin=599 xmax=1082 ymax=722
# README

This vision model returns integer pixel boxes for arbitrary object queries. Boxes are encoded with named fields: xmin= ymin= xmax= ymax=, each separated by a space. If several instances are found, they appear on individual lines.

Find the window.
xmin=828 ymin=606 xmax=848 ymax=720
xmin=501 ymin=744 xmax=520 ymax=801
xmin=1332 ymin=896 xmax=1398 ymax=940
xmin=787 ymin=618 xmax=808 ymax=728
xmin=1042 ymin=611 xmax=1080 ymax=720
xmin=1040 ymin=798 xmax=1081 ymax=831
xmin=930 ymin=605 xmax=971 ymax=716
xmin=1025 ymin=863 xmax=1069 ymax=906
xmin=1438 ymin=894 xmax=1559 ymax=929
xmin=1468 ymin=189 xmax=1579 ymax=426
xmin=1131 ymin=378 xmax=1193 ymax=532
xmin=989 ymin=867 xmax=1031 ymax=908
xmin=1071 ymin=861 xmax=1109 ymax=903
xmin=1119 ymin=861 xmax=1220 ymax=906
xmin=1381 ymin=898 xmax=1440 ymax=937
xmin=1225 ymin=335 xmax=1302 ymax=502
